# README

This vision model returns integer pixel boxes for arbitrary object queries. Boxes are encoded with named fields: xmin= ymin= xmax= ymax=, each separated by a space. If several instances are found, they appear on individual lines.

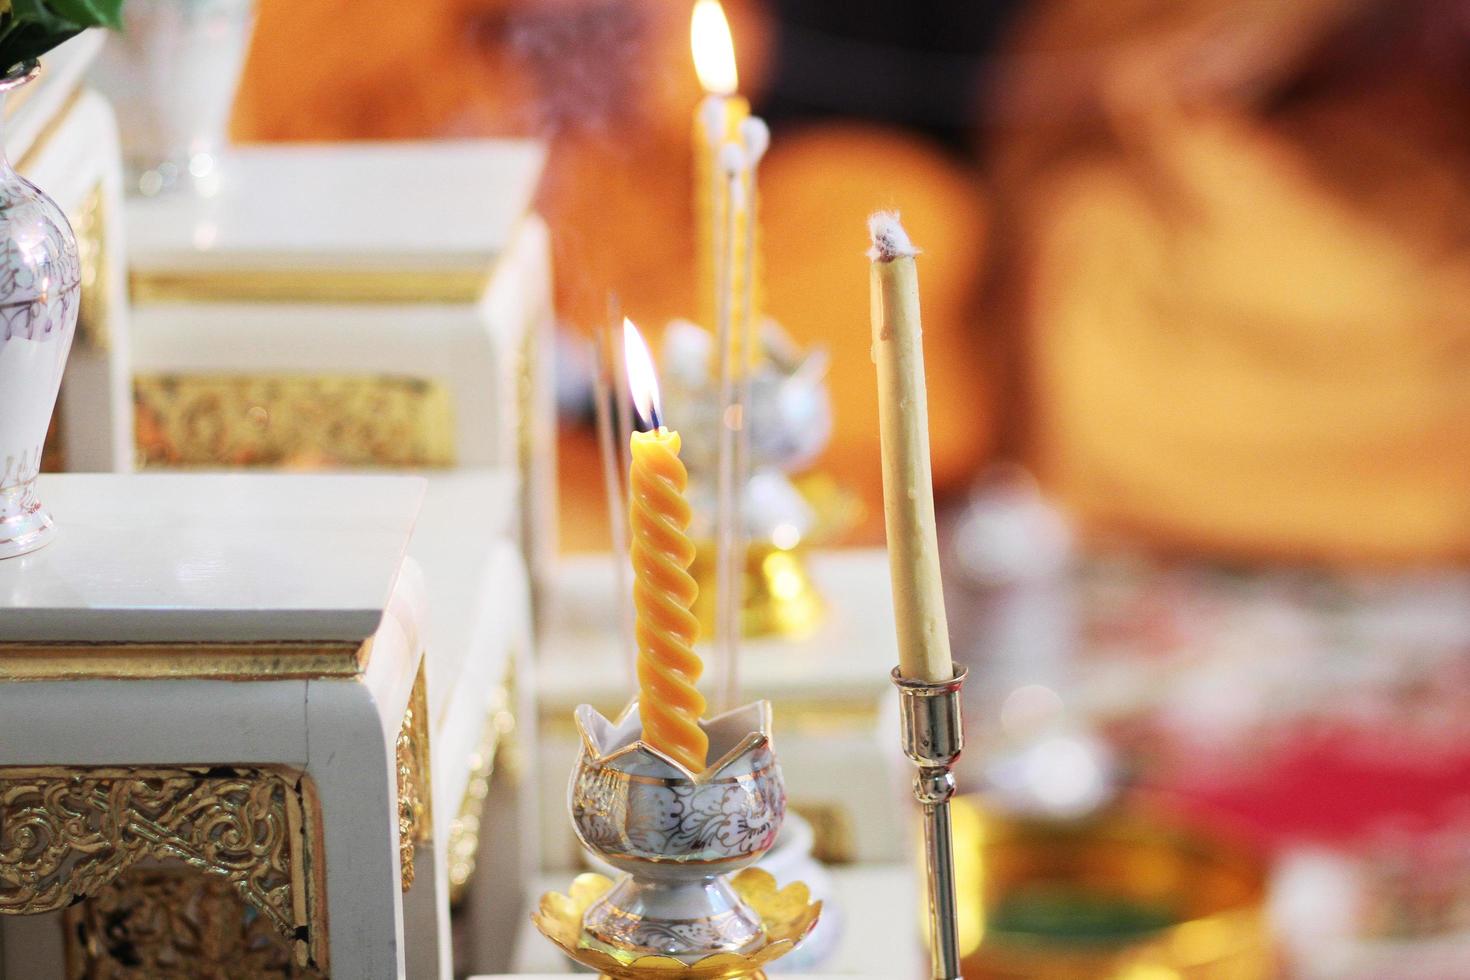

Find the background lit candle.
xmin=625 ymin=318 xmax=709 ymax=772
xmin=692 ymin=0 xmax=752 ymax=335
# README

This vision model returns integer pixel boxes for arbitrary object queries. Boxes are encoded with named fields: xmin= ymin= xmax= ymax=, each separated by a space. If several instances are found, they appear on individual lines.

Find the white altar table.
xmin=0 ymin=473 xmax=430 ymax=978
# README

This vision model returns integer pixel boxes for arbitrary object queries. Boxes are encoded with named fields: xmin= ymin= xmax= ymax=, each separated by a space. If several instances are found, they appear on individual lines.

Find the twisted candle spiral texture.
xmin=631 ymin=429 xmax=709 ymax=772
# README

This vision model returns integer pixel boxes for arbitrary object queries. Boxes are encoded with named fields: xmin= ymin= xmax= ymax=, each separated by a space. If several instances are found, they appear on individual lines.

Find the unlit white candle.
xmin=867 ymin=211 xmax=954 ymax=684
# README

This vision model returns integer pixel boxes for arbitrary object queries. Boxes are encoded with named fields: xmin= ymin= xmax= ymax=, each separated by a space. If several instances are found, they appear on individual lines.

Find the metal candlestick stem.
xmin=892 ymin=665 xmax=967 ymax=980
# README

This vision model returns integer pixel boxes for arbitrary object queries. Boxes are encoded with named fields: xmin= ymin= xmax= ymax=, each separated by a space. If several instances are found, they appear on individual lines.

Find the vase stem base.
xmin=0 ymin=480 xmax=55 ymax=559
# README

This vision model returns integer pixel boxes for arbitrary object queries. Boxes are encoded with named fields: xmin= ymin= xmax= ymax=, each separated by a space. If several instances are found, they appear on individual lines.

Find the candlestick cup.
xmin=569 ymin=699 xmax=785 ymax=963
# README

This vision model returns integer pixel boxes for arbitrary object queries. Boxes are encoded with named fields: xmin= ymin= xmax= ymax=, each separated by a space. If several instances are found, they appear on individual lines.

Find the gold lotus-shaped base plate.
xmin=532 ymin=867 xmax=822 ymax=980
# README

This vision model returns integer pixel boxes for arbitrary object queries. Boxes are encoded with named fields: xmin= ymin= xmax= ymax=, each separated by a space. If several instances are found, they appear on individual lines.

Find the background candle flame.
xmin=691 ymin=0 xmax=739 ymax=97
xmin=623 ymin=317 xmax=663 ymax=430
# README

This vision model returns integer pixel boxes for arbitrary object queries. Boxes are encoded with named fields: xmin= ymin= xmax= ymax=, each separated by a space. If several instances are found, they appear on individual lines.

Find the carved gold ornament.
xmin=133 ymin=374 xmax=456 ymax=469
xmin=63 ymin=867 xmax=322 ymax=979
xmin=448 ymin=688 xmax=517 ymax=905
xmin=396 ymin=664 xmax=432 ymax=892
xmin=0 ymin=765 xmax=326 ymax=973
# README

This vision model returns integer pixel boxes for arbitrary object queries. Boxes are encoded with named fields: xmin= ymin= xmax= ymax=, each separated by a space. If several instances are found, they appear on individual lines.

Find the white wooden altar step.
xmin=122 ymin=140 xmax=558 ymax=627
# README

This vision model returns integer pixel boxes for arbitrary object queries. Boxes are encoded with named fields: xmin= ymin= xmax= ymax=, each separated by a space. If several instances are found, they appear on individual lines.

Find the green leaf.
xmin=0 ymin=0 xmax=123 ymax=75
xmin=46 ymin=0 xmax=121 ymax=30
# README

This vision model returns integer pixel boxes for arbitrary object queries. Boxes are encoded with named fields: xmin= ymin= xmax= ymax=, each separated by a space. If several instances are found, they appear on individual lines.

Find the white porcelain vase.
xmin=89 ymin=0 xmax=257 ymax=195
xmin=0 ymin=63 xmax=82 ymax=559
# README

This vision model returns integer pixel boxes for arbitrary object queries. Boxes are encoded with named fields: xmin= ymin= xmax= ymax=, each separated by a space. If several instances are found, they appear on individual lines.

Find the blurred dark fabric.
xmin=762 ymin=0 xmax=1027 ymax=150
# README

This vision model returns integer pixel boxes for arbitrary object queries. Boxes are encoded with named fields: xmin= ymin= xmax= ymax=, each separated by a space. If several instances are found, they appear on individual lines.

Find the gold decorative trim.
xmin=597 ymin=760 xmax=779 ymax=788
xmin=133 ymin=373 xmax=457 ymax=470
xmin=447 ymin=688 xmax=516 ymax=906
xmin=130 ymin=266 xmax=492 ymax=305
xmin=13 ymin=87 xmax=84 ymax=173
xmin=63 ymin=867 xmax=323 ymax=978
xmin=0 ymin=765 xmax=327 ymax=973
xmin=0 ymin=639 xmax=373 ymax=681
xmin=395 ymin=663 xmax=432 ymax=893
xmin=72 ymin=182 xmax=111 ymax=354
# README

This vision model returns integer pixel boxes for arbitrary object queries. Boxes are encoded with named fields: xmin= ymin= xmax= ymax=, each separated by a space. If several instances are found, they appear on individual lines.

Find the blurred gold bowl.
xmin=951 ymin=795 xmax=1275 ymax=979
xmin=690 ymin=540 xmax=825 ymax=640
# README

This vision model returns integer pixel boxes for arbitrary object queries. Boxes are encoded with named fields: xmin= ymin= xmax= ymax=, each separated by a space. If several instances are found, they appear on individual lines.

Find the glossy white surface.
xmin=125 ymin=140 xmax=546 ymax=272
xmin=0 ymin=473 xmax=424 ymax=641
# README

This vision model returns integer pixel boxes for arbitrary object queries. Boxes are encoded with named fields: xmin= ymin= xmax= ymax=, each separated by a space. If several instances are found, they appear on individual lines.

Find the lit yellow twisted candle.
xmin=625 ymin=318 xmax=708 ymax=772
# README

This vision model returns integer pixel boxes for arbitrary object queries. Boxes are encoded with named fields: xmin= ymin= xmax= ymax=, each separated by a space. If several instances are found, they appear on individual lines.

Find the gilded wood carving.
xmin=0 ymin=765 xmax=325 ymax=972
xmin=133 ymin=374 xmax=456 ymax=469
xmin=63 ymin=867 xmax=321 ymax=979
xmin=396 ymin=663 xmax=432 ymax=892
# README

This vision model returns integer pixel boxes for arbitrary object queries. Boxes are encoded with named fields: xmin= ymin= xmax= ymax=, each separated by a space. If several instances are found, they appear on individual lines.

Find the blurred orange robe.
xmin=989 ymin=0 xmax=1470 ymax=563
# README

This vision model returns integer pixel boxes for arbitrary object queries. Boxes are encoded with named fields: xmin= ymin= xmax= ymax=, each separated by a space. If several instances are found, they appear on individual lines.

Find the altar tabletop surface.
xmin=0 ymin=473 xmax=424 ymax=643
xmin=126 ymin=140 xmax=547 ymax=273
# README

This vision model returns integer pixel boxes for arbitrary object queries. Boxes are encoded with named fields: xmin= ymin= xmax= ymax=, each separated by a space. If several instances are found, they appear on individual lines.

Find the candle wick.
xmin=633 ymin=400 xmax=664 ymax=434
xmin=867 ymin=210 xmax=921 ymax=262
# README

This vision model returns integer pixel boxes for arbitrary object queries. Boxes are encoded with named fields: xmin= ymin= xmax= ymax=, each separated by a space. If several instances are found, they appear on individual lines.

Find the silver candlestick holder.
xmin=533 ymin=700 xmax=822 ymax=978
xmin=892 ymin=665 xmax=967 ymax=980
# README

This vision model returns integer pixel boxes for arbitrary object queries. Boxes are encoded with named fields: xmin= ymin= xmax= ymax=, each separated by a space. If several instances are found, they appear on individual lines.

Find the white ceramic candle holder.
xmin=569 ymin=699 xmax=784 ymax=962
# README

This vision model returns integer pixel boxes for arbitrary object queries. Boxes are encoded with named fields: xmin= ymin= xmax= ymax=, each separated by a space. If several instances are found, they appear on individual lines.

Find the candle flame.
xmin=623 ymin=317 xmax=663 ymax=431
xmin=691 ymin=0 xmax=738 ymax=96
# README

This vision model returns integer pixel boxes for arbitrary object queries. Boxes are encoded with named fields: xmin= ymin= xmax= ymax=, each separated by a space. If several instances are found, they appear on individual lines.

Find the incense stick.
xmin=734 ymin=124 xmax=769 ymax=557
xmin=592 ymin=331 xmax=638 ymax=684
xmin=609 ymin=302 xmax=634 ymax=512
xmin=593 ymin=318 xmax=635 ymax=687
xmin=713 ymin=142 xmax=746 ymax=712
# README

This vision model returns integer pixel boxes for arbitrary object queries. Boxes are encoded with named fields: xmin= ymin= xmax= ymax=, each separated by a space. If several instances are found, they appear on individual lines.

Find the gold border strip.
xmin=14 ymin=87 xmax=84 ymax=173
xmin=0 ymin=639 xmax=372 ymax=681
xmin=592 ymin=760 xmax=778 ymax=788
xmin=129 ymin=267 xmax=493 ymax=305
xmin=594 ymin=849 xmax=762 ymax=868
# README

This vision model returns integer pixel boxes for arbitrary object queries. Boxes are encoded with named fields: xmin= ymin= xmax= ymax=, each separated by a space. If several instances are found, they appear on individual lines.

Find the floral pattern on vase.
xmin=0 ymin=61 xmax=82 ymax=559
xmin=570 ymin=746 xmax=784 ymax=862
